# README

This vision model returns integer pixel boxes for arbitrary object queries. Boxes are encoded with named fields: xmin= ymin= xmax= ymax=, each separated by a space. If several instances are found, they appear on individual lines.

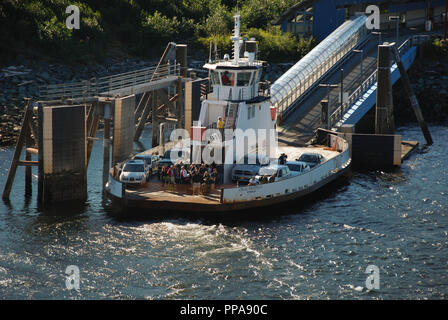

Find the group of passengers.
xmin=248 ymin=174 xmax=276 ymax=186
xmin=160 ymin=162 xmax=220 ymax=195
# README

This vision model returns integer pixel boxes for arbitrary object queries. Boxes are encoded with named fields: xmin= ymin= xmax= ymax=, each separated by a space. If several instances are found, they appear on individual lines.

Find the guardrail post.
xmin=340 ymin=68 xmax=344 ymax=121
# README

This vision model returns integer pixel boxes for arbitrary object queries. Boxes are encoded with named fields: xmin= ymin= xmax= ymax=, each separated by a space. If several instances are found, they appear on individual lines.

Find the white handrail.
xmin=39 ymin=63 xmax=180 ymax=100
xmin=328 ymin=36 xmax=418 ymax=128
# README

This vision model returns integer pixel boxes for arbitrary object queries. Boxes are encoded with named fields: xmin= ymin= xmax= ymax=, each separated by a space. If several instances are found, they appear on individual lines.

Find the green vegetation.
xmin=422 ymin=38 xmax=448 ymax=60
xmin=0 ymin=0 xmax=316 ymax=65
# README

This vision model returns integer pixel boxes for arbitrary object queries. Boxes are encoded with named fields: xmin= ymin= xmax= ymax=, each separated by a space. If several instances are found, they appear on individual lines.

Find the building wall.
xmin=405 ymin=9 xmax=427 ymax=27
xmin=280 ymin=0 xmax=446 ymax=41
xmin=433 ymin=6 xmax=447 ymax=23
xmin=313 ymin=0 xmax=346 ymax=40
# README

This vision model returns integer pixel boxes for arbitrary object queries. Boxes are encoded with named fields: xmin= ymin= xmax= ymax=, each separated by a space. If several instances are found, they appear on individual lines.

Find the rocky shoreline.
xmin=393 ymin=55 xmax=448 ymax=125
xmin=0 ymin=57 xmax=161 ymax=146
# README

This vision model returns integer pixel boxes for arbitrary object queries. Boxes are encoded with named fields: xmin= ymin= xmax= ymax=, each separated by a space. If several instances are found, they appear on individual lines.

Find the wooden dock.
xmin=126 ymin=181 xmax=223 ymax=206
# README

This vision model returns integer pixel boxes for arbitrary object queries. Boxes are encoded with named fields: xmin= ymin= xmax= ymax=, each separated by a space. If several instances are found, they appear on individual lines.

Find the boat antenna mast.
xmin=231 ymin=10 xmax=241 ymax=65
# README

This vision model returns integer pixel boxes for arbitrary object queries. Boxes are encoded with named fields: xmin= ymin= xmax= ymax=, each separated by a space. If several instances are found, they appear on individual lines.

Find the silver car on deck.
xmin=231 ymin=154 xmax=270 ymax=183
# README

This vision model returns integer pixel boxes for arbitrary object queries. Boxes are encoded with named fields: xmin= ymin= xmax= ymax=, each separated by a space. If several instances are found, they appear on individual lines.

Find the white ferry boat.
xmin=105 ymin=12 xmax=351 ymax=214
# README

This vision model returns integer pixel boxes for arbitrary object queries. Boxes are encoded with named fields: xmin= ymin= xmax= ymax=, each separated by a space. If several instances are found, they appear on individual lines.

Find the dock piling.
xmin=375 ymin=44 xmax=395 ymax=135
xmin=391 ymin=45 xmax=433 ymax=145
xmin=320 ymin=100 xmax=329 ymax=129
xmin=103 ymin=104 xmax=111 ymax=190
xmin=37 ymin=103 xmax=43 ymax=204
xmin=2 ymin=99 xmax=33 ymax=200
xmin=25 ymin=123 xmax=32 ymax=197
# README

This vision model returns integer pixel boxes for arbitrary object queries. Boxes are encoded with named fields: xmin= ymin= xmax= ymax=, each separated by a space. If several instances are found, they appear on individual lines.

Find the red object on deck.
xmin=270 ymin=107 xmax=276 ymax=121
xmin=191 ymin=126 xmax=206 ymax=141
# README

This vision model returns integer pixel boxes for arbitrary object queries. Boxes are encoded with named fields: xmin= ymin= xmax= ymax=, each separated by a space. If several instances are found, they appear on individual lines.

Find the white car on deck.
xmin=285 ymin=161 xmax=311 ymax=173
xmin=256 ymin=164 xmax=298 ymax=182
xmin=119 ymin=160 xmax=149 ymax=186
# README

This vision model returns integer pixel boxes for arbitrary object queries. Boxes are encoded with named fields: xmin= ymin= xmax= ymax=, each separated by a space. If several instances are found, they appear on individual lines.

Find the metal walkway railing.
xmin=328 ymin=35 xmax=430 ymax=128
xmin=38 ymin=63 xmax=180 ymax=101
xmin=271 ymin=15 xmax=370 ymax=121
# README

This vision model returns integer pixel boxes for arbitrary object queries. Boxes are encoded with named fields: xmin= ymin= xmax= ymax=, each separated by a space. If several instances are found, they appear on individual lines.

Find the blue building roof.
xmin=275 ymin=0 xmax=446 ymax=41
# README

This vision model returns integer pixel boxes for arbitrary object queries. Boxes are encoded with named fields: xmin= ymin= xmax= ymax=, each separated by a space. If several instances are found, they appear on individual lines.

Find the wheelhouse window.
xmin=221 ymin=71 xmax=234 ymax=86
xmin=210 ymin=71 xmax=221 ymax=85
xmin=237 ymin=72 xmax=252 ymax=86
xmin=247 ymin=105 xmax=256 ymax=119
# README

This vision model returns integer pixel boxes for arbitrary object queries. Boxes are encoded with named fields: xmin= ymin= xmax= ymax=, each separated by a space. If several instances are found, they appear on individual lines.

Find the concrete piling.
xmin=37 ymin=103 xmax=44 ymax=204
xmin=375 ymin=44 xmax=395 ymax=135
xmin=113 ymin=95 xmax=135 ymax=165
xmin=41 ymin=105 xmax=87 ymax=204
xmin=320 ymin=100 xmax=329 ymax=129
xmin=176 ymin=44 xmax=188 ymax=77
xmin=3 ymin=43 xmax=190 ymax=206
xmin=25 ymin=125 xmax=32 ymax=197
xmin=103 ymin=104 xmax=111 ymax=190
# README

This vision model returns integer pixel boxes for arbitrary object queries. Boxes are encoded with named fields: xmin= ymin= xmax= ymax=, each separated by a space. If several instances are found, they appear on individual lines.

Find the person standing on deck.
xmin=217 ymin=116 xmax=225 ymax=139
xmin=168 ymin=165 xmax=176 ymax=191
xmin=191 ymin=168 xmax=202 ymax=195
xmin=210 ymin=167 xmax=219 ymax=192
xmin=202 ymin=171 xmax=211 ymax=195
xmin=174 ymin=164 xmax=181 ymax=185
xmin=279 ymin=153 xmax=287 ymax=165
xmin=161 ymin=165 xmax=168 ymax=189
xmin=199 ymin=163 xmax=207 ymax=176
xmin=180 ymin=166 xmax=189 ymax=184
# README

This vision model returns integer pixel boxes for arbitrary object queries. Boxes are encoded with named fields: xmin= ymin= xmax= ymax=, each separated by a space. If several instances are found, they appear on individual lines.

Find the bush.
xmin=196 ymin=27 xmax=317 ymax=63
xmin=240 ymin=0 xmax=296 ymax=29
xmin=422 ymin=38 xmax=448 ymax=60
xmin=196 ymin=34 xmax=233 ymax=59
xmin=246 ymin=26 xmax=298 ymax=62
xmin=297 ymin=36 xmax=318 ymax=59
xmin=140 ymin=10 xmax=196 ymax=56
xmin=0 ymin=0 xmax=314 ymax=65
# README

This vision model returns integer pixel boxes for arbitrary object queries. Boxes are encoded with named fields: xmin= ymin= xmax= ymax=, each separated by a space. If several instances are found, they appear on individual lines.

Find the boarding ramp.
xmin=274 ymin=25 xmax=429 ymax=147
xmin=331 ymin=35 xmax=431 ymax=128
xmin=38 ymin=63 xmax=180 ymax=101
xmin=270 ymin=14 xmax=369 ymax=121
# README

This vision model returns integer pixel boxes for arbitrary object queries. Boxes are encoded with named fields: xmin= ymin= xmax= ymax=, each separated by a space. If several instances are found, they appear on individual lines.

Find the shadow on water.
xmin=417 ymin=143 xmax=432 ymax=154
xmin=1 ymin=194 xmax=33 ymax=214
xmin=352 ymin=164 xmax=411 ymax=186
xmin=37 ymin=199 xmax=90 ymax=217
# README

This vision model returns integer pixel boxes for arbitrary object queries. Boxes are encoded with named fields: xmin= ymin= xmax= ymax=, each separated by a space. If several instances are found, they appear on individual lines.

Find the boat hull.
xmin=105 ymin=131 xmax=352 ymax=217
xmin=105 ymin=161 xmax=351 ymax=215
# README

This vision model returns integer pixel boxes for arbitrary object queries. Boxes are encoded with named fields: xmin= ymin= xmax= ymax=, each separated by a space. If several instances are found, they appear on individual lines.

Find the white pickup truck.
xmin=256 ymin=164 xmax=297 ymax=183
